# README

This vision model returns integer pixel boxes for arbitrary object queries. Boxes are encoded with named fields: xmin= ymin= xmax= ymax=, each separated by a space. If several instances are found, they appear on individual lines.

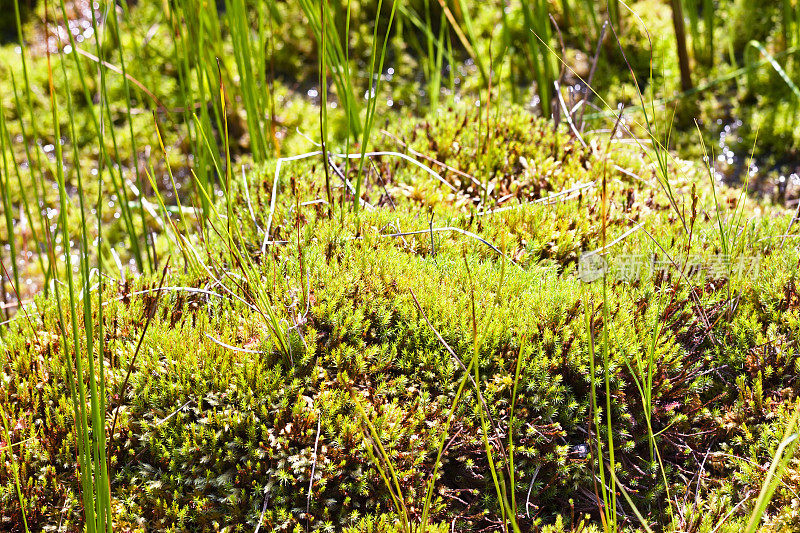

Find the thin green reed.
xmin=11 ymin=0 xmax=53 ymax=290
xmin=45 ymin=4 xmax=111 ymax=529
xmin=686 ymin=0 xmax=714 ymax=65
xmin=344 ymin=0 xmax=354 ymax=197
xmin=684 ymin=0 xmax=700 ymax=59
xmin=703 ymin=0 xmax=714 ymax=65
xmin=499 ymin=4 xmax=519 ymax=102
xmin=783 ymin=0 xmax=793 ymax=47
xmin=561 ymin=0 xmax=572 ymax=27
xmin=432 ymin=7 xmax=449 ymax=110
xmin=464 ymin=257 xmax=520 ymax=533
xmin=265 ymin=1 xmax=279 ymax=154
xmin=9 ymin=74 xmax=52 ymax=291
xmin=178 ymin=0 xmax=227 ymax=142
xmin=2 ymin=82 xmax=50 ymax=304
xmin=58 ymin=20 xmax=113 ymax=530
xmin=607 ymin=0 xmax=620 ymax=29
xmin=614 ymin=290 xmax=673 ymax=522
xmin=419 ymin=351 xmax=473 ymax=532
xmin=83 ymin=8 xmax=112 ymax=520
xmin=196 ymin=0 xmax=221 ymax=219
xmin=89 ymin=2 xmax=131 ymax=225
xmin=220 ymin=66 xmax=235 ymax=254
xmin=319 ymin=0 xmax=333 ymax=215
xmin=796 ymin=0 xmax=800 ymax=48
xmin=169 ymin=0 xmax=203 ymax=217
xmin=90 ymin=1 xmax=148 ymax=272
xmin=351 ymin=392 xmax=411 ymax=533
xmin=680 ymin=0 xmax=715 ymax=66
xmin=55 ymin=0 xmax=144 ymax=272
xmin=398 ymin=0 xmax=449 ymax=110
xmin=744 ymin=401 xmax=800 ymax=533
xmin=518 ymin=0 xmax=555 ymax=117
xmin=580 ymin=0 xmax=601 ymax=38
xmin=95 ymin=175 xmax=111 ymax=531
xmin=585 ymin=298 xmax=615 ymax=533
xmin=297 ymin=0 xmax=362 ymax=143
xmin=227 ymin=0 xmax=271 ymax=162
xmin=258 ymin=1 xmax=280 ymax=152
xmin=353 ymin=0 xmax=400 ymax=215
xmin=412 ymin=281 xmax=520 ymax=533
xmin=154 ymin=118 xmax=192 ymax=239
xmin=429 ymin=4 xmax=449 ymax=111
xmin=507 ymin=337 xmax=526 ymax=520
xmin=106 ymin=0 xmax=155 ymax=271
xmin=453 ymin=0 xmax=487 ymax=82
xmin=13 ymin=0 xmax=52 ymax=289
xmin=0 ymin=107 xmax=20 ymax=299
xmin=170 ymin=0 xmax=224 ymax=224
xmin=171 ymin=121 xmax=291 ymax=360
xmin=783 ymin=0 xmax=800 ymax=49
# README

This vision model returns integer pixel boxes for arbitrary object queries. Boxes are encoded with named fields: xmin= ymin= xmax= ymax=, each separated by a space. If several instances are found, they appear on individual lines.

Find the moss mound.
xmin=2 ymin=104 xmax=800 ymax=532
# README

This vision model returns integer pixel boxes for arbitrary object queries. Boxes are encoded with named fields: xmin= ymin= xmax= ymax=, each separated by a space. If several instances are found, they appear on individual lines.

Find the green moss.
xmin=4 ymin=0 xmax=800 ymax=531
xmin=2 ymin=102 xmax=800 ymax=531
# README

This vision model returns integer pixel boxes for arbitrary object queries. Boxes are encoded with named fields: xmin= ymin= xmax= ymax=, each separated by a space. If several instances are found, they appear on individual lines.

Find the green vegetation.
xmin=4 ymin=1 xmax=800 ymax=532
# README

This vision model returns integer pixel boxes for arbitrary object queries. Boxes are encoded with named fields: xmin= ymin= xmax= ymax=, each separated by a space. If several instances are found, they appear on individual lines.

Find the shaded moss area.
xmin=3 ymin=105 xmax=800 ymax=531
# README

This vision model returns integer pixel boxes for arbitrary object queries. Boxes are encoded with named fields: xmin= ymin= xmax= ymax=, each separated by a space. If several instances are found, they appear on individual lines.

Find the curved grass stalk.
xmin=744 ymin=40 xmax=800 ymax=99
xmin=606 ymin=467 xmax=655 ymax=533
xmin=260 ymin=149 xmax=455 ymax=252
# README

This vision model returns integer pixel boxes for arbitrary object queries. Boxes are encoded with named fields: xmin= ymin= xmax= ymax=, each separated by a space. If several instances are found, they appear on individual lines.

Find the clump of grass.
xmin=42 ymin=3 xmax=112 ymax=529
xmin=352 ymin=0 xmax=400 ymax=216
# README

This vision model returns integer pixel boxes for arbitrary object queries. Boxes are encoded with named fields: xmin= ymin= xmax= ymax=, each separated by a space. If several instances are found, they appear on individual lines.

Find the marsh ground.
xmin=3 ymin=1 xmax=800 ymax=532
